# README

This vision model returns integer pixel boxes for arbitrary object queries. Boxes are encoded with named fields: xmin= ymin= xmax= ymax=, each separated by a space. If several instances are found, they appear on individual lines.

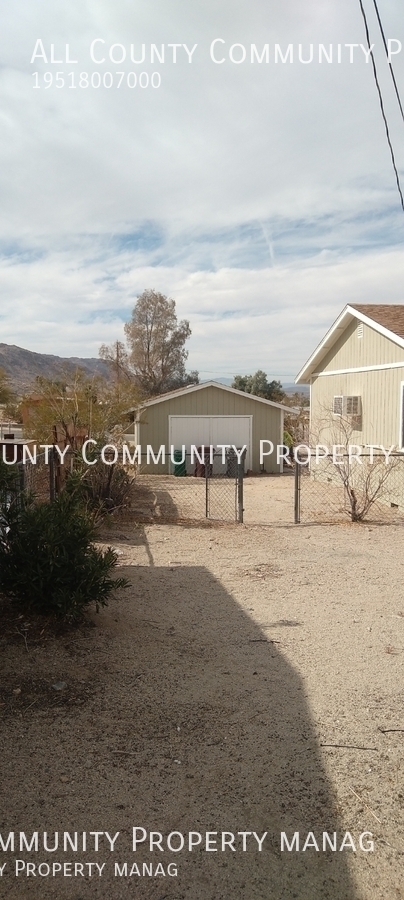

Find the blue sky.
xmin=0 ymin=0 xmax=404 ymax=381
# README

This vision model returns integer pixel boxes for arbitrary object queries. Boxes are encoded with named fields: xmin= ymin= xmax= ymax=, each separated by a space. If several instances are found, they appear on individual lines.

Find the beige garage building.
xmin=127 ymin=381 xmax=290 ymax=474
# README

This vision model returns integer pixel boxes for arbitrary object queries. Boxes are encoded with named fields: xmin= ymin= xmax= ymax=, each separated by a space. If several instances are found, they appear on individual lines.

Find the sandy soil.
xmin=1 ymin=477 xmax=404 ymax=900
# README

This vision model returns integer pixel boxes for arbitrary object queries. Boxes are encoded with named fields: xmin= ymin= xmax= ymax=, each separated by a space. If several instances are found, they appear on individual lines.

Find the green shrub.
xmin=63 ymin=453 xmax=134 ymax=519
xmin=283 ymin=430 xmax=294 ymax=449
xmin=0 ymin=491 xmax=128 ymax=620
xmin=0 ymin=457 xmax=22 ymax=495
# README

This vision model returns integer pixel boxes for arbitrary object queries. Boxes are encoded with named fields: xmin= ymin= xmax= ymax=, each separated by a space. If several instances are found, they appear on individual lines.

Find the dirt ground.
xmin=1 ymin=476 xmax=404 ymax=899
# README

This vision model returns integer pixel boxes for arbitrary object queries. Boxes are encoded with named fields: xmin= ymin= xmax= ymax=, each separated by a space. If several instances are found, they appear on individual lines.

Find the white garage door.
xmin=168 ymin=416 xmax=252 ymax=472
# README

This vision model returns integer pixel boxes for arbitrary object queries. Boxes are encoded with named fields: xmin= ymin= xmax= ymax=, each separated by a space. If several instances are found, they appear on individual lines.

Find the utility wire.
xmin=358 ymin=0 xmax=404 ymax=213
xmin=371 ymin=0 xmax=404 ymax=125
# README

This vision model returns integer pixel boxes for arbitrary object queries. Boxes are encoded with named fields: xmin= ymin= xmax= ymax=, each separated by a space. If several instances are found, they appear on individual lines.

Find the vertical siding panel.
xmin=312 ymin=366 xmax=404 ymax=446
xmin=320 ymin=321 xmax=404 ymax=373
xmin=137 ymin=385 xmax=285 ymax=473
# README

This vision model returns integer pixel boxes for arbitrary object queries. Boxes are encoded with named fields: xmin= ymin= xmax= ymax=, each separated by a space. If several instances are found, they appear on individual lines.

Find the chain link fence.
xmin=205 ymin=456 xmax=244 ymax=523
xmin=130 ymin=451 xmax=245 ymax=525
xmin=0 ymin=464 xmax=24 ymax=520
xmin=20 ymin=451 xmax=57 ymax=503
xmin=3 ymin=444 xmax=404 ymax=528
xmin=0 ymin=452 xmax=54 ymax=519
xmin=294 ymin=451 xmax=404 ymax=524
xmin=169 ymin=449 xmax=244 ymax=523
xmin=0 ymin=447 xmax=78 ymax=517
xmin=0 ymin=445 xmax=137 ymax=524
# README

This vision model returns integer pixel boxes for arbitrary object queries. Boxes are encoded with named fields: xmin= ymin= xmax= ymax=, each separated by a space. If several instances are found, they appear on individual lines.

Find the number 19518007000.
xmin=32 ymin=71 xmax=161 ymax=89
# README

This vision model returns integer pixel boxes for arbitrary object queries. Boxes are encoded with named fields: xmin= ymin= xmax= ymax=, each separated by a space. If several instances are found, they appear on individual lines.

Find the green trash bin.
xmin=173 ymin=449 xmax=187 ymax=476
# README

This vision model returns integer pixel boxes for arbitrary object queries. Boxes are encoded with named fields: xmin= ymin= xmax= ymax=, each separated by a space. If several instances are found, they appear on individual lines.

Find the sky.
xmin=1 ymin=0 xmax=404 ymax=381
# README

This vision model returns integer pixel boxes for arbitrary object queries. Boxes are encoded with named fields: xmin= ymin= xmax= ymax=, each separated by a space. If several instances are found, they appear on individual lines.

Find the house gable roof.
xmin=131 ymin=380 xmax=292 ymax=413
xmin=295 ymin=304 xmax=404 ymax=384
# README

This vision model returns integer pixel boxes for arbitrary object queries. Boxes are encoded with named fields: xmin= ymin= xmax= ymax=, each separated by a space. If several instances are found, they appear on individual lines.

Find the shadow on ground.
xmin=127 ymin=477 xmax=180 ymax=523
xmin=0 ymin=565 xmax=359 ymax=900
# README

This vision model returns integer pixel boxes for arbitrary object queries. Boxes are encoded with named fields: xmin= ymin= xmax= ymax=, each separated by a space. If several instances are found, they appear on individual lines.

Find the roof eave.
xmin=295 ymin=304 xmax=404 ymax=383
xmin=295 ymin=306 xmax=353 ymax=383
xmin=129 ymin=380 xmax=294 ymax=413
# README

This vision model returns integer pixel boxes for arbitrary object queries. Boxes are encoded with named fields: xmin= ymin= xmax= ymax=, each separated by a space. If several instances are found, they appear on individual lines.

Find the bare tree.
xmin=99 ymin=340 xmax=132 ymax=401
xmin=310 ymin=407 xmax=402 ymax=521
xmin=123 ymin=290 xmax=198 ymax=396
xmin=25 ymin=370 xmax=134 ymax=449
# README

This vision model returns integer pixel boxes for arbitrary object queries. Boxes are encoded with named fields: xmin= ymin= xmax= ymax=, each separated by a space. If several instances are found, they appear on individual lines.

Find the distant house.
xmin=0 ymin=423 xmax=31 ymax=463
xmin=295 ymin=304 xmax=404 ymax=449
xmin=127 ymin=381 xmax=292 ymax=474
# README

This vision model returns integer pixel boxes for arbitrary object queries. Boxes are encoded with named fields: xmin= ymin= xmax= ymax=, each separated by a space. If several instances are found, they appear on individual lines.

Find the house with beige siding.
xmin=295 ymin=304 xmax=404 ymax=449
xmin=127 ymin=381 xmax=291 ymax=474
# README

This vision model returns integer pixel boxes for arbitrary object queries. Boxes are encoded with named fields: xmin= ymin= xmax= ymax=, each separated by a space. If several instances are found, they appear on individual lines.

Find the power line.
xmin=371 ymin=0 xmax=404 ymax=125
xmin=358 ymin=0 xmax=404 ymax=213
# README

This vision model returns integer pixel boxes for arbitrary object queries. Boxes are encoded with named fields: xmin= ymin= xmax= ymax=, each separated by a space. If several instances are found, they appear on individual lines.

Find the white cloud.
xmin=1 ymin=0 xmax=404 ymax=378
xmin=1 ymin=238 xmax=403 ymax=379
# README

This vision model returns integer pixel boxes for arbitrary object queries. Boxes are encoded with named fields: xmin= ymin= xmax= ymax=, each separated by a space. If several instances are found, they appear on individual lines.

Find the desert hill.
xmin=0 ymin=343 xmax=110 ymax=395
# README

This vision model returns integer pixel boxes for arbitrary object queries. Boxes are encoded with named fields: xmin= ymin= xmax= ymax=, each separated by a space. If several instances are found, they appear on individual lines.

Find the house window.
xmin=333 ymin=395 xmax=362 ymax=417
xmin=333 ymin=396 xmax=343 ymax=416
xmin=346 ymin=396 xmax=360 ymax=416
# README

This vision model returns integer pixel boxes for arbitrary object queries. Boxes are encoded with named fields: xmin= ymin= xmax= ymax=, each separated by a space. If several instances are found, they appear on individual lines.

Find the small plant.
xmin=311 ymin=407 xmax=402 ymax=522
xmin=0 ymin=457 xmax=22 ymax=494
xmin=0 ymin=458 xmax=23 ymax=528
xmin=0 ymin=491 xmax=128 ymax=620
xmin=63 ymin=450 xmax=134 ymax=520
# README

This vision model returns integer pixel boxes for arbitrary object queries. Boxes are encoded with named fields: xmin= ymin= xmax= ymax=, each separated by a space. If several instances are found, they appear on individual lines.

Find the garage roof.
xmin=131 ymin=380 xmax=293 ymax=412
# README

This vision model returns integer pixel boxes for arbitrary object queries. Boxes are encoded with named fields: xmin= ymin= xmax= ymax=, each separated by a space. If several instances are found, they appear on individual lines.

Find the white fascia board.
xmin=349 ymin=308 xmax=404 ymax=349
xmin=130 ymin=380 xmax=293 ymax=413
xmin=295 ymin=305 xmax=404 ymax=384
xmin=313 ymin=360 xmax=404 ymax=376
xmin=295 ymin=306 xmax=353 ymax=384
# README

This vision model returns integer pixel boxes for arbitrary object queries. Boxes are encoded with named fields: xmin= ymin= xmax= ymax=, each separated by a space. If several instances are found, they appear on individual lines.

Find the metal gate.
xmin=205 ymin=452 xmax=244 ymax=523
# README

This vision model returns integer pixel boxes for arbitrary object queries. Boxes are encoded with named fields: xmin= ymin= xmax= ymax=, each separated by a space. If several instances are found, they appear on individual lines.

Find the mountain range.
xmin=0 ymin=343 xmax=110 ymax=395
xmin=0 ymin=343 xmax=309 ymax=397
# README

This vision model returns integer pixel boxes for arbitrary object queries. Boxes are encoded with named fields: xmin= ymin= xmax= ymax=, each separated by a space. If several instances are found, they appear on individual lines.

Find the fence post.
xmin=237 ymin=462 xmax=244 ymax=523
xmin=294 ymin=455 xmax=301 ymax=524
xmin=49 ymin=447 xmax=56 ymax=502
xmin=18 ymin=460 xmax=25 ymax=496
xmin=205 ymin=466 xmax=209 ymax=518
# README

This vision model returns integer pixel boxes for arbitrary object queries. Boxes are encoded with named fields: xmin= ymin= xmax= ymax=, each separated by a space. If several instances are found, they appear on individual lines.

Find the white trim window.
xmin=333 ymin=395 xmax=361 ymax=417
xmin=333 ymin=395 xmax=343 ymax=416
xmin=345 ymin=396 xmax=361 ymax=416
